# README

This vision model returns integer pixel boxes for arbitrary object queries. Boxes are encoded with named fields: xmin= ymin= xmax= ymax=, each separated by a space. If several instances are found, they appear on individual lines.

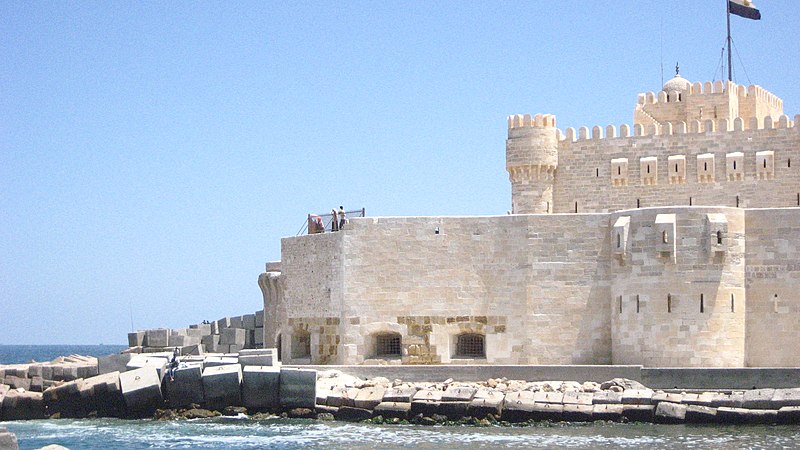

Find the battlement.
xmin=635 ymin=81 xmax=783 ymax=110
xmin=507 ymin=113 xmax=556 ymax=129
xmin=552 ymin=113 xmax=798 ymax=143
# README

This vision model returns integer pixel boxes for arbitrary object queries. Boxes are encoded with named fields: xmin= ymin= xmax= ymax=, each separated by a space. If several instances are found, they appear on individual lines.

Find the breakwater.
xmin=3 ymin=351 xmax=800 ymax=426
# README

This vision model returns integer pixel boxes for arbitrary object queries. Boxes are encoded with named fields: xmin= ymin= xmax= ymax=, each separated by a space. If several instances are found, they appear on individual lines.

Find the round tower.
xmin=505 ymin=113 xmax=558 ymax=214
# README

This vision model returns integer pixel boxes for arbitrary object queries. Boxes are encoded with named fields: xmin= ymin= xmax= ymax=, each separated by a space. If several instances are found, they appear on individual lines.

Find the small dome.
xmin=662 ymin=75 xmax=691 ymax=93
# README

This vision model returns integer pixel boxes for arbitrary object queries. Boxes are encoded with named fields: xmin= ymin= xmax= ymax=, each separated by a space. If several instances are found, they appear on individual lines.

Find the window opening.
xmin=618 ymin=295 xmax=623 ymax=314
xmin=733 ymin=161 xmax=737 ymax=170
xmin=647 ymin=165 xmax=650 ymax=174
xmin=575 ymin=201 xmax=578 ymax=213
xmin=675 ymin=163 xmax=679 ymax=172
xmin=700 ymin=294 xmax=705 ymax=313
xmin=731 ymin=294 xmax=735 ymax=313
xmin=704 ymin=162 xmax=708 ymax=171
xmin=618 ymin=166 xmax=621 ymax=175
xmin=764 ymin=159 xmax=767 ymax=168
xmin=662 ymin=230 xmax=669 ymax=244
xmin=456 ymin=334 xmax=485 ymax=358
xmin=637 ymin=199 xmax=640 ymax=208
xmin=375 ymin=334 xmax=402 ymax=357
xmin=789 ymin=158 xmax=792 ymax=168
xmin=717 ymin=230 xmax=723 ymax=245
xmin=277 ymin=334 xmax=282 ymax=361
xmin=617 ymin=233 xmax=621 ymax=248
xmin=774 ymin=294 xmax=779 ymax=313
xmin=689 ymin=197 xmax=693 ymax=206
xmin=667 ymin=294 xmax=672 ymax=313
xmin=596 ymin=168 xmax=599 ymax=177
xmin=736 ymin=195 xmax=740 ymax=207
xmin=636 ymin=295 xmax=640 ymax=313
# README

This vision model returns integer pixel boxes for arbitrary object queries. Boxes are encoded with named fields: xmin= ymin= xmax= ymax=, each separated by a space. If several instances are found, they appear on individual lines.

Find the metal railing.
xmin=296 ymin=208 xmax=366 ymax=235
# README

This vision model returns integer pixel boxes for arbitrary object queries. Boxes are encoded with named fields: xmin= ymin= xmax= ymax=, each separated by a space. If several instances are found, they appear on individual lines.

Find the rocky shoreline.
xmin=3 ymin=350 xmax=800 ymax=427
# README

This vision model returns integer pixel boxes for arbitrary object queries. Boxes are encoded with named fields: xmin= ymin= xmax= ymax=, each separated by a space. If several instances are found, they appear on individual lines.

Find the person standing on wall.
xmin=339 ymin=205 xmax=346 ymax=230
xmin=331 ymin=208 xmax=339 ymax=232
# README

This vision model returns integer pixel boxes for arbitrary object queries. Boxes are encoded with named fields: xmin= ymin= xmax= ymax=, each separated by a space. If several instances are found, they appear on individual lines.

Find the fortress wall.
xmin=336 ymin=214 xmax=611 ymax=365
xmin=609 ymin=207 xmax=746 ymax=367
xmin=744 ymin=208 xmax=800 ymax=367
xmin=279 ymin=232 xmax=345 ymax=364
xmin=553 ymin=126 xmax=800 ymax=213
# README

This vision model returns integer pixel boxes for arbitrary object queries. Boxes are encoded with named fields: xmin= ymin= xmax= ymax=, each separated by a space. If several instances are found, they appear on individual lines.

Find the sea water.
xmin=3 ymin=345 xmax=800 ymax=449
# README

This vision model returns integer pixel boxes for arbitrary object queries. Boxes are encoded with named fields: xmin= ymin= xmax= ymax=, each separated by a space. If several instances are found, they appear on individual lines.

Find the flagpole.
xmin=726 ymin=0 xmax=733 ymax=81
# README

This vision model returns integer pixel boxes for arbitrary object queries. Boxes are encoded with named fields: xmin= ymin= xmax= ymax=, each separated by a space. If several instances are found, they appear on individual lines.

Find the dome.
xmin=662 ymin=75 xmax=691 ymax=93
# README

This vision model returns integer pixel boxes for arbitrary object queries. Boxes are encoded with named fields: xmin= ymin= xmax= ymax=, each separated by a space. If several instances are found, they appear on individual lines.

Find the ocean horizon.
xmin=0 ymin=344 xmax=128 ymax=365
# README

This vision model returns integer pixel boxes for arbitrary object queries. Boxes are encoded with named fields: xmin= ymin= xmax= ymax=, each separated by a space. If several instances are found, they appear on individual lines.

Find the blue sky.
xmin=2 ymin=1 xmax=797 ymax=344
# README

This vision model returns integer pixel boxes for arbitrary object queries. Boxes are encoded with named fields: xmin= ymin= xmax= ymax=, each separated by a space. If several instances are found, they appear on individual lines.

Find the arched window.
xmin=375 ymin=333 xmax=402 ymax=357
xmin=456 ymin=333 xmax=485 ymax=358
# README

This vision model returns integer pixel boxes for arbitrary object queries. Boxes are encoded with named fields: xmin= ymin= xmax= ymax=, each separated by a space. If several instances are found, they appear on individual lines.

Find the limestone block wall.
xmin=552 ymin=123 xmax=800 ymax=214
xmin=278 ymin=232 xmax=344 ymax=364
xmin=744 ymin=208 xmax=800 ymax=367
xmin=337 ymin=214 xmax=612 ymax=365
xmin=610 ymin=207 xmax=746 ymax=367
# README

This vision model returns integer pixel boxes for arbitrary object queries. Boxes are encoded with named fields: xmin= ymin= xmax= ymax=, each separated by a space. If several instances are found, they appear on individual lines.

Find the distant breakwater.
xmin=3 ymin=350 xmax=800 ymax=425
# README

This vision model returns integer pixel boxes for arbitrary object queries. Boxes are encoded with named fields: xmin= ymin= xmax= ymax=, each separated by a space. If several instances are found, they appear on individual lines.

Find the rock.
xmin=601 ymin=378 xmax=647 ymax=391
xmin=581 ymin=381 xmax=601 ymax=393
xmin=182 ymin=408 xmax=220 ymax=419
xmin=287 ymin=407 xmax=315 ymax=419
xmin=222 ymin=406 xmax=248 ymax=416
xmin=655 ymin=402 xmax=686 ymax=424
xmin=316 ymin=412 xmax=335 ymax=421
xmin=0 ymin=426 xmax=19 ymax=450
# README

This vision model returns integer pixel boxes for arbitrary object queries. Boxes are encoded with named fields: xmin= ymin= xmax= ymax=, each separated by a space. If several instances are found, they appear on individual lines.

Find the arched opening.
xmin=455 ymin=333 xmax=485 ymax=358
xmin=662 ymin=230 xmax=669 ymax=244
xmin=374 ymin=333 xmax=402 ymax=358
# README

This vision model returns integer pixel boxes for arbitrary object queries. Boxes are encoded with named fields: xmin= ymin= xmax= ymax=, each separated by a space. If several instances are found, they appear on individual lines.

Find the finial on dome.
xmin=675 ymin=62 xmax=680 ymax=76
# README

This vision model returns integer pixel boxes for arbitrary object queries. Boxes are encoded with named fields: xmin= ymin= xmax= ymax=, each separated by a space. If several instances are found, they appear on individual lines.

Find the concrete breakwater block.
xmin=622 ymin=404 xmax=655 ymax=422
xmin=202 ymin=364 xmax=242 ymax=411
xmin=717 ymin=406 xmax=777 ymax=424
xmin=500 ymin=391 xmax=535 ymax=422
xmin=382 ymin=386 xmax=419 ymax=403
xmin=467 ymin=389 xmax=504 ymax=418
xmin=2 ymin=390 xmax=47 ymax=420
xmin=165 ymin=363 xmax=204 ymax=409
xmin=592 ymin=391 xmax=622 ymax=404
xmin=353 ymin=387 xmax=385 ymax=410
xmin=144 ymin=329 xmax=169 ymax=348
xmin=374 ymin=402 xmax=411 ymax=420
xmin=655 ymin=402 xmax=686 ymax=424
xmin=126 ymin=355 xmax=168 ymax=380
xmin=410 ymin=399 xmax=441 ymax=417
xmin=238 ymin=349 xmax=277 ymax=367
xmin=562 ymin=404 xmax=593 ymax=422
xmin=777 ymin=406 xmax=800 ymax=424
xmin=120 ymin=367 xmax=163 ymax=415
xmin=442 ymin=386 xmax=476 ymax=402
xmin=43 ymin=379 xmax=86 ymax=418
xmin=242 ymin=365 xmax=280 ymax=410
xmin=771 ymin=388 xmax=800 ymax=408
xmin=220 ymin=328 xmax=245 ymax=346
xmin=128 ymin=331 xmax=145 ymax=347
xmin=335 ymin=406 xmax=372 ymax=422
xmin=80 ymin=371 xmax=125 ymax=417
xmin=98 ymin=353 xmax=132 ymax=375
xmin=685 ymin=405 xmax=718 ymax=423
xmin=0 ymin=426 xmax=19 ymax=450
xmin=279 ymin=368 xmax=317 ymax=409
xmin=326 ymin=387 xmax=360 ymax=408
xmin=533 ymin=391 xmax=563 ymax=404
xmin=592 ymin=404 xmax=624 ymax=421
xmin=622 ymin=389 xmax=654 ymax=405
xmin=742 ymin=388 xmax=775 ymax=409
xmin=203 ymin=356 xmax=238 ymax=368
xmin=562 ymin=391 xmax=593 ymax=405
xmin=437 ymin=401 xmax=469 ymax=420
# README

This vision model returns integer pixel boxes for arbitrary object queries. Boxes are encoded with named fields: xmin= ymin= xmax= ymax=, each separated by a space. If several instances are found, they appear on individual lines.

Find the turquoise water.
xmin=0 ymin=344 xmax=127 ymax=365
xmin=3 ymin=417 xmax=800 ymax=449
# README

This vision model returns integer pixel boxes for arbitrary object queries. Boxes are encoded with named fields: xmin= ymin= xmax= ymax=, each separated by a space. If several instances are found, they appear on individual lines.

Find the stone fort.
xmin=259 ymin=74 xmax=800 ymax=367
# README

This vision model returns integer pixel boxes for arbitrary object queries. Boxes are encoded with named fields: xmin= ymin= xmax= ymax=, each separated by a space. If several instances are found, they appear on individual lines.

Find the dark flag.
xmin=729 ymin=0 xmax=761 ymax=20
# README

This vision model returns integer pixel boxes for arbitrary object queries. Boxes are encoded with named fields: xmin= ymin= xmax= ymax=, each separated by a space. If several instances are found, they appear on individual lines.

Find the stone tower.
xmin=505 ymin=113 xmax=558 ymax=214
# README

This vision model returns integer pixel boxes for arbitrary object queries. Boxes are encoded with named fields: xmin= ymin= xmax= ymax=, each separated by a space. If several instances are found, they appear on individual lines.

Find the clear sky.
xmin=2 ymin=1 xmax=798 ymax=344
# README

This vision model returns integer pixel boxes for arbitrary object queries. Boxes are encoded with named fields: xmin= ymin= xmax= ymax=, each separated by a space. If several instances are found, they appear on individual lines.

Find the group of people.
xmin=309 ymin=206 xmax=347 ymax=234
xmin=330 ymin=205 xmax=346 ymax=231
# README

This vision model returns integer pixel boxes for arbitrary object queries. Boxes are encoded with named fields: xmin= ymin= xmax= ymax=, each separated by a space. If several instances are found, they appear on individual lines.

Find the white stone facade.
xmin=260 ymin=78 xmax=800 ymax=367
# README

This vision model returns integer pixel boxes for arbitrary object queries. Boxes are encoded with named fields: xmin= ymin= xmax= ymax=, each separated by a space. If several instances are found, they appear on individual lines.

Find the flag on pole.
xmin=729 ymin=0 xmax=761 ymax=20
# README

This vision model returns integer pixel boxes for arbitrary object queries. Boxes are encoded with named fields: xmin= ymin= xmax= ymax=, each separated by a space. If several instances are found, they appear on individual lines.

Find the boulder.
xmin=242 ymin=365 xmax=280 ymax=411
xmin=119 ymin=367 xmax=163 ymax=416
xmin=202 ymin=364 xmax=242 ymax=411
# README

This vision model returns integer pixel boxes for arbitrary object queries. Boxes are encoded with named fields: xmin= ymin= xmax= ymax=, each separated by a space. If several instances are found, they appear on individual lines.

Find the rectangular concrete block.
xmin=383 ymin=386 xmax=419 ymax=403
xmin=771 ymin=388 xmax=800 ymax=408
xmin=242 ymin=365 xmax=280 ymax=410
xmin=468 ymin=392 xmax=503 ymax=418
xmin=120 ymin=367 xmax=163 ymax=415
xmin=562 ymin=391 xmax=593 ymax=405
xmin=220 ymin=328 xmax=245 ymax=345
xmin=144 ymin=329 xmax=169 ymax=348
xmin=126 ymin=355 xmax=168 ymax=380
xmin=165 ymin=363 xmax=204 ymax=408
xmin=655 ymin=402 xmax=686 ymax=424
xmin=279 ymin=367 xmax=317 ymax=409
xmin=442 ymin=386 xmax=476 ymax=402
xmin=743 ymin=388 xmax=775 ymax=409
xmin=128 ymin=332 xmax=145 ymax=347
xmin=230 ymin=316 xmax=244 ymax=329
xmin=374 ymin=401 xmax=411 ymax=419
xmin=622 ymin=389 xmax=654 ymax=405
xmin=217 ymin=317 xmax=231 ymax=330
xmin=203 ymin=356 xmax=239 ymax=368
xmin=593 ymin=390 xmax=623 ymax=404
xmin=622 ymin=404 xmax=655 ymax=422
xmin=238 ymin=353 xmax=276 ymax=367
xmin=326 ymin=386 xmax=360 ymax=408
xmin=353 ymin=387 xmax=385 ymax=410
xmin=533 ymin=391 xmax=563 ymax=404
xmin=2 ymin=390 xmax=46 ymax=420
xmin=563 ymin=404 xmax=594 ymax=422
xmin=592 ymin=403 xmax=624 ymax=421
xmin=202 ymin=364 xmax=242 ymax=411
xmin=413 ymin=389 xmax=443 ymax=402
xmin=685 ymin=405 xmax=718 ymax=423
xmin=254 ymin=328 xmax=264 ymax=346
